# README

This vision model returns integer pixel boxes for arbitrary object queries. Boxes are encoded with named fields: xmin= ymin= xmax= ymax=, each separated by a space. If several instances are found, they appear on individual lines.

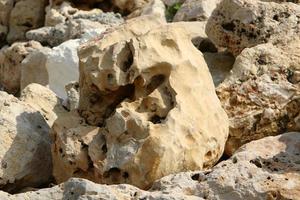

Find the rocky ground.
xmin=0 ymin=0 xmax=299 ymax=199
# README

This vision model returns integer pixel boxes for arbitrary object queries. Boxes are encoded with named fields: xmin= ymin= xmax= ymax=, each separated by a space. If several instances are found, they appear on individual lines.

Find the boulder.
xmin=0 ymin=91 xmax=52 ymax=193
xmin=173 ymin=0 xmax=221 ymax=22
xmin=206 ymin=0 xmax=300 ymax=55
xmin=7 ymin=0 xmax=47 ymax=43
xmin=51 ymin=19 xmax=228 ymax=189
xmin=0 ymin=41 xmax=44 ymax=95
xmin=217 ymin=40 xmax=300 ymax=155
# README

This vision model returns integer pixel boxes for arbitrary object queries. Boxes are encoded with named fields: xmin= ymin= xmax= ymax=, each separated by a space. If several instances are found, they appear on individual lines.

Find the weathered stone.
xmin=217 ymin=40 xmax=300 ymax=155
xmin=206 ymin=0 xmax=300 ymax=55
xmin=20 ymin=83 xmax=66 ymax=126
xmin=63 ymin=81 xmax=80 ymax=111
xmin=0 ymin=91 xmax=52 ymax=193
xmin=0 ymin=0 xmax=13 ymax=45
xmin=173 ymin=0 xmax=221 ymax=22
xmin=0 ymin=41 xmax=44 ymax=95
xmin=7 ymin=0 xmax=47 ymax=43
xmin=51 ymin=19 xmax=228 ymax=189
xmin=128 ymin=0 xmax=166 ymax=20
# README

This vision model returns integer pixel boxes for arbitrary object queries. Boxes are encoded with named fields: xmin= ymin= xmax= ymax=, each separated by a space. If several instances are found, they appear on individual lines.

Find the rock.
xmin=51 ymin=20 xmax=229 ymax=189
xmin=112 ymin=0 xmax=150 ymax=14
xmin=0 ymin=41 xmax=44 ymax=95
xmin=7 ymin=0 xmax=47 ymax=43
xmin=20 ymin=83 xmax=66 ymax=126
xmin=63 ymin=81 xmax=80 ymax=111
xmin=128 ymin=0 xmax=166 ymax=20
xmin=173 ymin=0 xmax=221 ymax=22
xmin=217 ymin=40 xmax=300 ymax=155
xmin=0 ymin=91 xmax=52 ymax=193
xmin=0 ymin=0 xmax=13 ymax=45
xmin=203 ymin=51 xmax=235 ymax=86
xmin=150 ymin=132 xmax=300 ymax=200
xmin=206 ymin=0 xmax=300 ymax=55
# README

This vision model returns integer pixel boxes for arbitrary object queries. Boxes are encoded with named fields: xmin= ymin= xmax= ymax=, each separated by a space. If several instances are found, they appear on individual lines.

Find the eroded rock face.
xmin=0 ymin=91 xmax=52 ymax=193
xmin=7 ymin=0 xmax=47 ymax=43
xmin=173 ymin=0 xmax=221 ymax=22
xmin=206 ymin=0 xmax=300 ymax=55
xmin=217 ymin=40 xmax=300 ymax=155
xmin=51 ymin=18 xmax=228 ymax=189
xmin=0 ymin=41 xmax=44 ymax=95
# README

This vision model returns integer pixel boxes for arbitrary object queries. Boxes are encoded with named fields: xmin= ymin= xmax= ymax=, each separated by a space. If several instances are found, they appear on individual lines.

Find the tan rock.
xmin=0 ymin=91 xmax=52 ymax=193
xmin=52 ymin=19 xmax=228 ymax=189
xmin=20 ymin=83 xmax=66 ymax=126
xmin=0 ymin=41 xmax=44 ymax=95
xmin=7 ymin=0 xmax=46 ymax=43
xmin=206 ymin=0 xmax=300 ymax=55
xmin=0 ymin=0 xmax=13 ymax=45
xmin=217 ymin=40 xmax=300 ymax=155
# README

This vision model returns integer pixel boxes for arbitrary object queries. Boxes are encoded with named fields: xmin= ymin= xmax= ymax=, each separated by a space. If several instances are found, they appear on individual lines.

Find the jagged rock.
xmin=20 ymin=83 xmax=66 ymax=126
xmin=203 ymin=51 xmax=235 ymax=86
xmin=28 ymin=2 xmax=123 ymax=47
xmin=0 ymin=41 xmax=44 ymax=95
xmin=206 ymin=0 xmax=300 ymax=55
xmin=0 ymin=91 xmax=52 ymax=193
xmin=2 ymin=132 xmax=299 ymax=199
xmin=217 ymin=40 xmax=300 ymax=155
xmin=173 ymin=0 xmax=221 ymax=22
xmin=51 ymin=19 xmax=228 ymax=189
xmin=0 ymin=0 xmax=13 ymax=45
xmin=7 ymin=0 xmax=47 ymax=43
xmin=150 ymin=132 xmax=300 ymax=200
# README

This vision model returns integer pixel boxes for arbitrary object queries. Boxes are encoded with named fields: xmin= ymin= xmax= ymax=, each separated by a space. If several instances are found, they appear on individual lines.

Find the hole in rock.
xmin=103 ymin=167 xmax=122 ymax=183
xmin=150 ymin=115 xmax=166 ymax=124
xmin=118 ymin=42 xmax=134 ymax=72
xmin=250 ymin=158 xmax=263 ymax=168
xmin=146 ymin=75 xmax=166 ymax=95
xmin=196 ymin=38 xmax=218 ymax=53
xmin=222 ymin=22 xmax=236 ymax=31
xmin=122 ymin=172 xmax=129 ymax=179
xmin=191 ymin=173 xmax=200 ymax=181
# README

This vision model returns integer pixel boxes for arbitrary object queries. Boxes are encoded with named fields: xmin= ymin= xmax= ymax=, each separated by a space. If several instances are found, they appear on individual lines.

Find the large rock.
xmin=206 ymin=0 xmax=300 ymax=55
xmin=7 ymin=0 xmax=47 ymax=43
xmin=2 ymin=132 xmax=299 ymax=199
xmin=0 ymin=91 xmax=52 ymax=193
xmin=0 ymin=41 xmax=44 ymax=95
xmin=0 ymin=0 xmax=13 ymax=45
xmin=51 ymin=19 xmax=228 ymax=189
xmin=217 ymin=39 xmax=300 ymax=155
xmin=173 ymin=0 xmax=221 ymax=22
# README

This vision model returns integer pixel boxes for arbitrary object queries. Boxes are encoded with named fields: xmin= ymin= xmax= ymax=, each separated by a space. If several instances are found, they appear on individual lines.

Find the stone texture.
xmin=20 ymin=83 xmax=67 ymax=126
xmin=217 ymin=40 xmax=300 ymax=155
xmin=51 ymin=18 xmax=228 ymax=189
xmin=1 ymin=132 xmax=299 ymax=199
xmin=173 ymin=0 xmax=221 ymax=22
xmin=0 ymin=0 xmax=13 ymax=45
xmin=127 ymin=0 xmax=166 ymax=20
xmin=0 ymin=41 xmax=44 ymax=95
xmin=63 ymin=81 xmax=80 ymax=111
xmin=0 ymin=91 xmax=52 ymax=193
xmin=7 ymin=0 xmax=47 ymax=43
xmin=206 ymin=0 xmax=300 ymax=55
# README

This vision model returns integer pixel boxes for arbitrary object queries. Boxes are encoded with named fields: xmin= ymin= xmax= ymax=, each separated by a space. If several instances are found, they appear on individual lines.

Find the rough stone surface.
xmin=64 ymin=81 xmax=80 ymax=111
xmin=0 ymin=91 xmax=52 ymax=193
xmin=173 ymin=0 xmax=221 ymax=22
xmin=128 ymin=0 xmax=166 ymax=20
xmin=0 ymin=0 xmax=13 ymax=45
xmin=51 ymin=19 xmax=228 ymax=189
xmin=1 ymin=132 xmax=299 ymax=199
xmin=20 ymin=83 xmax=67 ymax=126
xmin=0 ymin=41 xmax=44 ymax=95
xmin=206 ymin=0 xmax=300 ymax=55
xmin=7 ymin=0 xmax=47 ymax=43
xmin=217 ymin=40 xmax=300 ymax=155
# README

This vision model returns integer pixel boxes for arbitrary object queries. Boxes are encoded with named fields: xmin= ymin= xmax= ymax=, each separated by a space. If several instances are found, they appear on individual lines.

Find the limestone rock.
xmin=20 ymin=83 xmax=66 ymax=126
xmin=150 ymin=132 xmax=300 ymax=200
xmin=51 ymin=20 xmax=228 ymax=189
xmin=7 ymin=0 xmax=47 ymax=43
xmin=217 ymin=40 xmax=300 ymax=155
xmin=173 ymin=0 xmax=221 ymax=22
xmin=127 ymin=0 xmax=166 ymax=20
xmin=206 ymin=0 xmax=300 ymax=55
xmin=0 ymin=0 xmax=13 ymax=45
xmin=64 ymin=81 xmax=80 ymax=111
xmin=0 ymin=41 xmax=44 ymax=95
xmin=0 ymin=91 xmax=52 ymax=193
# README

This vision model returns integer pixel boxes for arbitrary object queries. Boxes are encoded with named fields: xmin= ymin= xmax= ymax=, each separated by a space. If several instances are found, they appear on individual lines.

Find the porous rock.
xmin=51 ymin=18 xmax=228 ymax=189
xmin=206 ymin=0 xmax=300 ymax=55
xmin=0 ymin=91 xmax=52 ymax=193
xmin=217 ymin=40 xmax=300 ymax=155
